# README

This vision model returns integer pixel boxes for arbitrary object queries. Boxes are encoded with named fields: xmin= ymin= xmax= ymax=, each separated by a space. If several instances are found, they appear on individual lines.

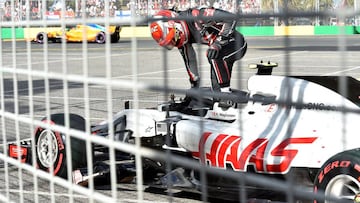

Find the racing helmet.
xmin=150 ymin=10 xmax=188 ymax=50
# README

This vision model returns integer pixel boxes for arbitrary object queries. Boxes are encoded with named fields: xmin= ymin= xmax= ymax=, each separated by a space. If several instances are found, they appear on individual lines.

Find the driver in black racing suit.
xmin=150 ymin=7 xmax=247 ymax=104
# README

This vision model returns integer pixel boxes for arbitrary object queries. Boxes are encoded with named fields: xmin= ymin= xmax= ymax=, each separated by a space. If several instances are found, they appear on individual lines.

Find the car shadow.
xmin=2 ymin=78 xmax=84 ymax=114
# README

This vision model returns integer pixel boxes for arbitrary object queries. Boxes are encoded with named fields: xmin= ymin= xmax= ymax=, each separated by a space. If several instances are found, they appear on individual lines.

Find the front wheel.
xmin=313 ymin=149 xmax=360 ymax=203
xmin=34 ymin=113 xmax=87 ymax=178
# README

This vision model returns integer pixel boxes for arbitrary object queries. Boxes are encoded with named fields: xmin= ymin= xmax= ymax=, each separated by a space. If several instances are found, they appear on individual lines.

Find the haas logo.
xmin=192 ymin=132 xmax=317 ymax=173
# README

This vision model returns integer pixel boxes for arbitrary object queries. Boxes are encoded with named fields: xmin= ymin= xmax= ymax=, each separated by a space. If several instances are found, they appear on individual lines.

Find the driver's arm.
xmin=178 ymin=43 xmax=200 ymax=87
xmin=199 ymin=8 xmax=237 ymax=42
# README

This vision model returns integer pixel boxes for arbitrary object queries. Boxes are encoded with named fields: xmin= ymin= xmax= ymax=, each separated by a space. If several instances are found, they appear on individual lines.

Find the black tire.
xmin=36 ymin=32 xmax=47 ymax=44
xmin=313 ymin=149 xmax=360 ymax=203
xmin=50 ymin=38 xmax=60 ymax=43
xmin=34 ymin=113 xmax=87 ymax=178
xmin=95 ymin=32 xmax=106 ymax=44
xmin=110 ymin=26 xmax=120 ymax=43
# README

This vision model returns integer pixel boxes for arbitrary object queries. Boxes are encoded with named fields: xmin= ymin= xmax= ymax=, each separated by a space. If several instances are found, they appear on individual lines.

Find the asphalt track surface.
xmin=1 ymin=35 xmax=360 ymax=203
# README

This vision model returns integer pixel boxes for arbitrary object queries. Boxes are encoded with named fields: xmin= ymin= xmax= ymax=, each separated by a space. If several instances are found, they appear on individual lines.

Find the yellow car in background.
xmin=35 ymin=24 xmax=121 ymax=44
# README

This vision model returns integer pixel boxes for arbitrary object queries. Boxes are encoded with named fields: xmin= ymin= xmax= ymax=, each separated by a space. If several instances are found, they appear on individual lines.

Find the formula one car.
xmin=8 ymin=61 xmax=360 ymax=202
xmin=35 ymin=24 xmax=121 ymax=44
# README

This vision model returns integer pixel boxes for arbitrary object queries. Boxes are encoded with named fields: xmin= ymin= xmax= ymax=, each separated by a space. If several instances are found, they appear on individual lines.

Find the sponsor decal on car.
xmin=317 ymin=160 xmax=360 ymax=183
xmin=192 ymin=132 xmax=317 ymax=173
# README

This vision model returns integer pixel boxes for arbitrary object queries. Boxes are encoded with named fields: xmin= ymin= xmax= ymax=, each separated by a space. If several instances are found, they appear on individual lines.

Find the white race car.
xmin=9 ymin=62 xmax=360 ymax=202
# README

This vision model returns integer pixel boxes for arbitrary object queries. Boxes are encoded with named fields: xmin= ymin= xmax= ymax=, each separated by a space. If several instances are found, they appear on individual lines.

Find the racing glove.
xmin=207 ymin=41 xmax=222 ymax=59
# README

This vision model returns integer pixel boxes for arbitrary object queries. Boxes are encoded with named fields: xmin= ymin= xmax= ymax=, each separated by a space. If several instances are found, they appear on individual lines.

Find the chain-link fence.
xmin=0 ymin=0 xmax=359 ymax=25
xmin=0 ymin=0 xmax=360 ymax=203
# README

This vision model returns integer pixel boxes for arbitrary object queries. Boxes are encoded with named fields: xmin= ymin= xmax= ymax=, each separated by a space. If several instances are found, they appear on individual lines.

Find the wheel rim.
xmin=97 ymin=33 xmax=105 ymax=43
xmin=37 ymin=129 xmax=58 ymax=168
xmin=325 ymin=174 xmax=360 ymax=203
xmin=37 ymin=33 xmax=46 ymax=43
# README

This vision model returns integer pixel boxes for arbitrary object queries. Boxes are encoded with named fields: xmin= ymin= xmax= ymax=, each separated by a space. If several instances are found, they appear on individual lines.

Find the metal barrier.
xmin=1 ymin=1 xmax=360 ymax=203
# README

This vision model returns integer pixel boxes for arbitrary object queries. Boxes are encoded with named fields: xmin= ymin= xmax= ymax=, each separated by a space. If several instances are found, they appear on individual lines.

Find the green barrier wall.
xmin=2 ymin=26 xmax=360 ymax=40
xmin=237 ymin=26 xmax=274 ymax=36
xmin=314 ymin=26 xmax=356 ymax=35
xmin=2 ymin=27 xmax=24 ymax=39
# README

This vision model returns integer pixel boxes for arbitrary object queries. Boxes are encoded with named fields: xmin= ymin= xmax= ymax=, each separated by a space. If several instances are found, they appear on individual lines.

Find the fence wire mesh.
xmin=0 ymin=0 xmax=360 ymax=203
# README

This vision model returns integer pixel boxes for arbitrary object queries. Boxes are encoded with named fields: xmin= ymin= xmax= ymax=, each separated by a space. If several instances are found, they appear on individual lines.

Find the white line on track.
xmin=2 ymin=94 xmax=106 ymax=101
xmin=244 ymin=51 xmax=309 ymax=61
xmin=113 ymin=67 xmax=185 ymax=79
xmin=321 ymin=66 xmax=360 ymax=76
xmin=112 ymin=51 xmax=309 ymax=79
xmin=0 ymin=189 xmax=89 ymax=199
xmin=120 ymin=200 xmax=169 ymax=203
xmin=2 ymin=52 xmax=139 ymax=67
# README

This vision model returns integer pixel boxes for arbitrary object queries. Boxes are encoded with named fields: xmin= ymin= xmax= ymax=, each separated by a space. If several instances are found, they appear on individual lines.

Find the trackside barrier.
xmin=1 ymin=27 xmax=24 ymax=39
xmin=2 ymin=25 xmax=360 ymax=40
xmin=1 ymin=6 xmax=360 ymax=203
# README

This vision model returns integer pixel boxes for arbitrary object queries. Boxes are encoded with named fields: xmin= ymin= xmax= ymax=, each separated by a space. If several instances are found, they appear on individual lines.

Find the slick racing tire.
xmin=313 ymin=149 xmax=360 ymax=203
xmin=36 ymin=32 xmax=47 ymax=44
xmin=110 ymin=26 xmax=120 ymax=43
xmin=34 ymin=113 xmax=87 ymax=178
xmin=95 ymin=32 xmax=106 ymax=44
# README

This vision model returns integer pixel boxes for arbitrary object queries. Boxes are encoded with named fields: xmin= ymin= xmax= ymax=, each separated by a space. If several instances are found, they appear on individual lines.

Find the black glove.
xmin=207 ymin=41 xmax=222 ymax=59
